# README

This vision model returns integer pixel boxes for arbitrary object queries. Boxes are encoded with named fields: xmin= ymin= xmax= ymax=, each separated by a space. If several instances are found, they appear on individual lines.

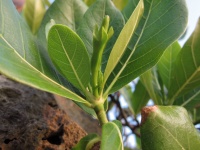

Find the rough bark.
xmin=0 ymin=75 xmax=86 ymax=150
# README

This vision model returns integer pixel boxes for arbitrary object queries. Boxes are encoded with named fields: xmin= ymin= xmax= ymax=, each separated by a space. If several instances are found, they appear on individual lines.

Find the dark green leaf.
xmin=105 ymin=0 xmax=188 ymax=94
xmin=157 ymin=42 xmax=181 ymax=90
xmin=48 ymin=25 xmax=90 ymax=92
xmin=173 ymin=87 xmax=200 ymax=110
xmin=77 ymin=0 xmax=125 ymax=71
xmin=168 ymin=19 xmax=200 ymax=104
xmin=141 ymin=106 xmax=200 ymax=150
xmin=101 ymin=122 xmax=123 ymax=150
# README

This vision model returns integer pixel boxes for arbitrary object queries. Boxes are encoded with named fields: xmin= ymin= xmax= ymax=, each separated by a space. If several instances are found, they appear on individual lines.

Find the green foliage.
xmin=1 ymin=0 xmax=199 ymax=149
xmin=105 ymin=0 xmax=188 ymax=94
xmin=23 ymin=0 xmax=46 ymax=34
xmin=141 ymin=106 xmax=200 ymax=150
xmin=168 ymin=19 xmax=200 ymax=104
xmin=103 ymin=0 xmax=144 ymax=96
xmin=48 ymin=25 xmax=90 ymax=92
xmin=72 ymin=134 xmax=100 ymax=150
xmin=101 ymin=121 xmax=123 ymax=150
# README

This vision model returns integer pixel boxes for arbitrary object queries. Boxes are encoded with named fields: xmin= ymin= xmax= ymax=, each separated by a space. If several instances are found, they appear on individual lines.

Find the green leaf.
xmin=103 ymin=0 xmax=144 ymax=93
xmin=77 ymin=0 xmax=125 ymax=71
xmin=101 ymin=122 xmax=123 ymax=150
xmin=83 ymin=0 xmax=95 ymax=6
xmin=105 ymin=0 xmax=188 ymax=94
xmin=157 ymin=42 xmax=181 ymax=90
xmin=112 ymin=0 xmax=128 ymax=10
xmin=72 ymin=134 xmax=100 ymax=150
xmin=37 ymin=0 xmax=87 ymax=49
xmin=48 ymin=25 xmax=90 ymax=92
xmin=140 ymin=69 xmax=162 ymax=105
xmin=122 ymin=0 xmax=139 ymax=22
xmin=168 ymin=19 xmax=200 ymax=104
xmin=141 ymin=106 xmax=200 ymax=150
xmin=112 ymin=120 xmax=123 ymax=134
xmin=23 ymin=0 xmax=46 ymax=34
xmin=0 ymin=0 xmax=91 ymax=106
xmin=120 ymin=82 xmax=149 ymax=116
xmin=173 ymin=87 xmax=200 ymax=110
xmin=36 ymin=0 xmax=97 ymax=116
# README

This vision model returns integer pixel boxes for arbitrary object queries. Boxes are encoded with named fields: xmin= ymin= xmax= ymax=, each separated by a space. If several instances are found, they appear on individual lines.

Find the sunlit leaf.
xmin=83 ymin=0 xmax=95 ymax=6
xmin=112 ymin=0 xmax=128 ymax=10
xmin=105 ymin=0 xmax=188 ymax=94
xmin=141 ymin=106 xmax=200 ymax=150
xmin=0 ymin=0 xmax=91 ymax=106
xmin=23 ymin=0 xmax=46 ymax=34
xmin=103 ymin=0 xmax=144 ymax=93
xmin=48 ymin=25 xmax=90 ymax=91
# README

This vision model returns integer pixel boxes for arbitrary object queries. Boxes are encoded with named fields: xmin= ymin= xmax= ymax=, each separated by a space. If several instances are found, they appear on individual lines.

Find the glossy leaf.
xmin=120 ymin=82 xmax=149 ymax=116
xmin=77 ymin=0 xmax=125 ymax=71
xmin=140 ymin=69 xmax=162 ymax=105
xmin=72 ymin=134 xmax=100 ymax=150
xmin=103 ymin=0 xmax=144 ymax=93
xmin=23 ymin=0 xmax=46 ymax=34
xmin=105 ymin=0 xmax=188 ymax=94
xmin=157 ymin=42 xmax=181 ymax=90
xmin=101 ymin=122 xmax=123 ymax=150
xmin=0 ymin=0 xmax=91 ymax=106
xmin=141 ymin=106 xmax=200 ymax=150
xmin=48 ymin=25 xmax=90 ymax=91
xmin=168 ymin=19 xmax=200 ymax=104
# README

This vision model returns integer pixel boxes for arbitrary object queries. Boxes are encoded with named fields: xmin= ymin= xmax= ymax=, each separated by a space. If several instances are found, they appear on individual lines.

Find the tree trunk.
xmin=0 ymin=75 xmax=86 ymax=150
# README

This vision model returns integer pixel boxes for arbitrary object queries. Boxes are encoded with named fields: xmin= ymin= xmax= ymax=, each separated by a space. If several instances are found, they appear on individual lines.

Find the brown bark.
xmin=0 ymin=75 xmax=86 ymax=150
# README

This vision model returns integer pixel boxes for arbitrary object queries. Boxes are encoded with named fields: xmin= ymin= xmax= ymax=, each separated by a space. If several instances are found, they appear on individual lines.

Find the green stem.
xmin=94 ymin=103 xmax=108 ymax=126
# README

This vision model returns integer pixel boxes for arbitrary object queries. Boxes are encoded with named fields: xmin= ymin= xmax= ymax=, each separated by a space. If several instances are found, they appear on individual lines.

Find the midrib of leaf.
xmin=169 ymin=68 xmax=200 ymax=104
xmin=0 ymin=34 xmax=89 ymax=105
xmin=103 ymin=0 xmax=143 ymax=88
xmin=55 ymin=29 xmax=86 ymax=92
xmin=103 ymin=2 xmax=152 ymax=96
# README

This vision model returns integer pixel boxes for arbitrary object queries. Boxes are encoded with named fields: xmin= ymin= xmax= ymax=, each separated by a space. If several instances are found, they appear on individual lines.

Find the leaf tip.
xmin=141 ymin=105 xmax=158 ymax=124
